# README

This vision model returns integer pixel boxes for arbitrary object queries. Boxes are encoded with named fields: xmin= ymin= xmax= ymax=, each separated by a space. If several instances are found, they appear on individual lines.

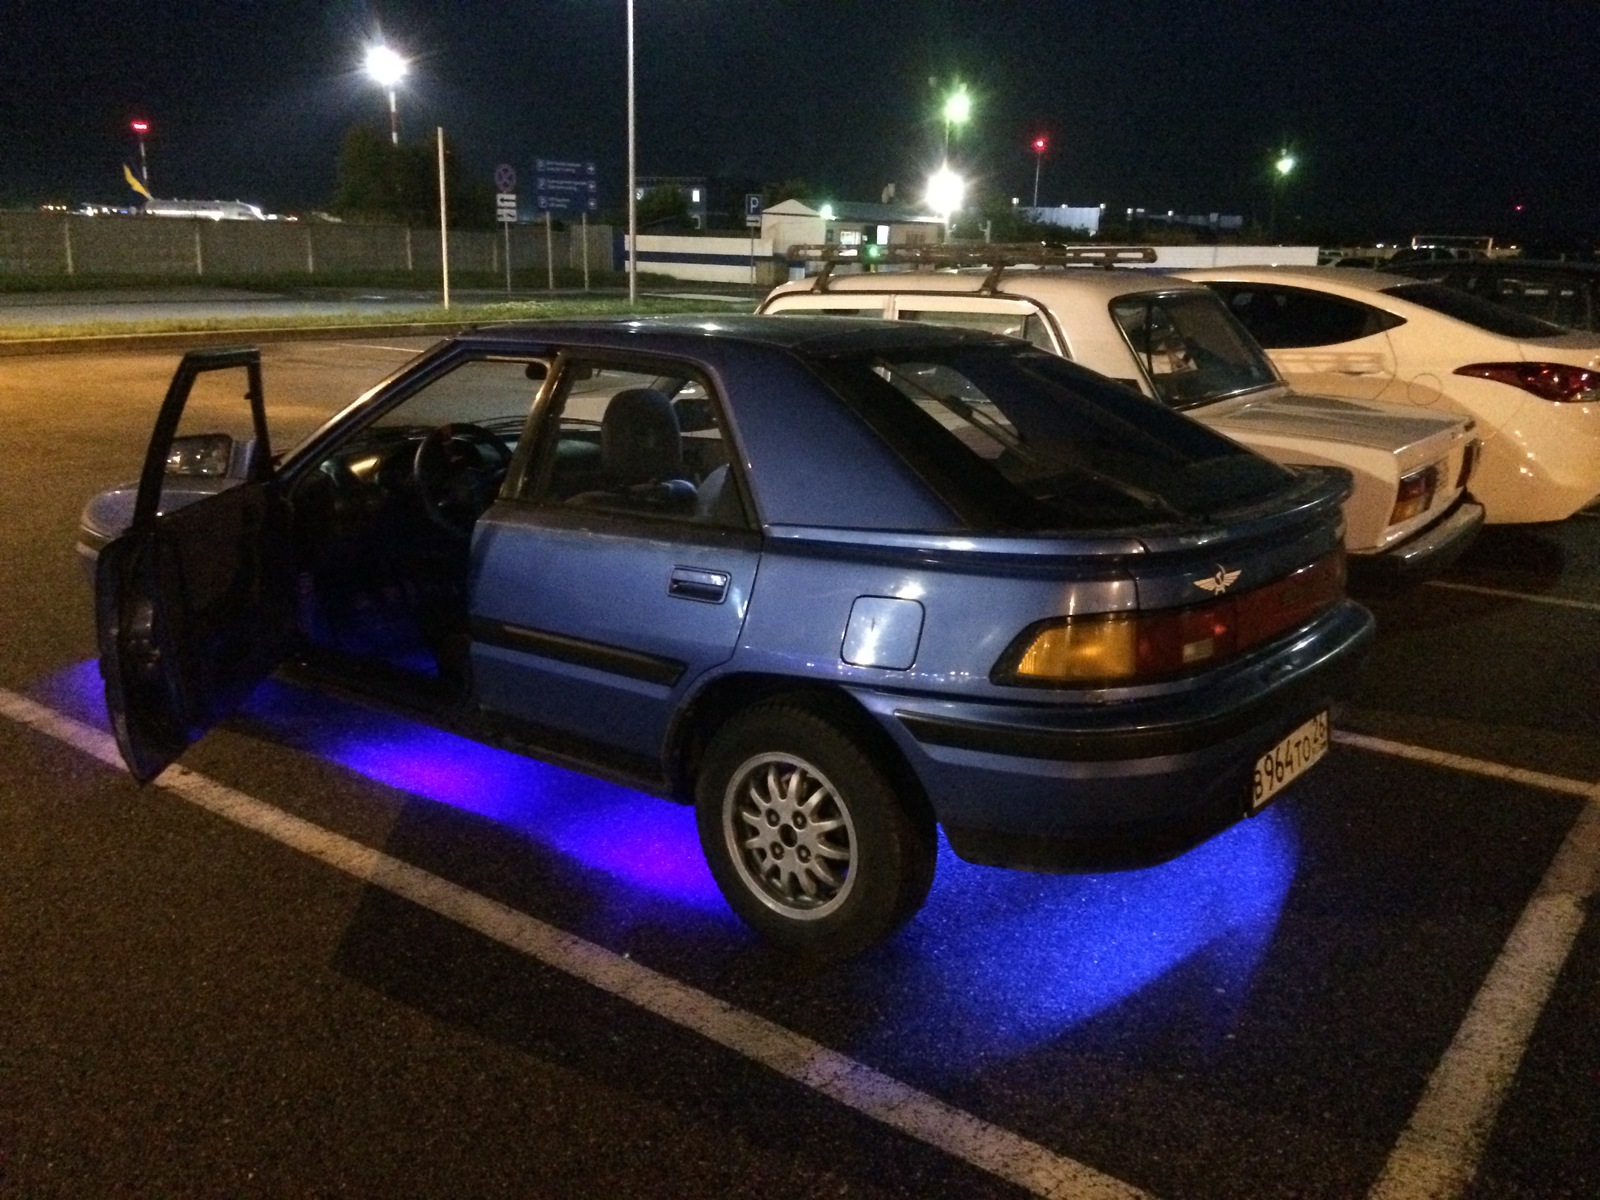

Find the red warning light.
xmin=131 ymin=120 xmax=149 ymax=134
xmin=1032 ymin=136 xmax=1047 ymax=153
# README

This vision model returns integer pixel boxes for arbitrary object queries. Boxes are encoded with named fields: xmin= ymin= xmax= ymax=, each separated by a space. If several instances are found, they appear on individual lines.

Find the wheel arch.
xmin=666 ymin=672 xmax=935 ymax=834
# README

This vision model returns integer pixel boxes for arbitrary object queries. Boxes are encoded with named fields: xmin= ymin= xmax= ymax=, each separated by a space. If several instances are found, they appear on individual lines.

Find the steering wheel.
xmin=412 ymin=423 xmax=513 ymax=537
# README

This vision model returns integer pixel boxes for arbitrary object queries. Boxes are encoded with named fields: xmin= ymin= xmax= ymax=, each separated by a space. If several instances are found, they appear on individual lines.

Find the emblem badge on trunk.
xmin=1194 ymin=566 xmax=1241 ymax=595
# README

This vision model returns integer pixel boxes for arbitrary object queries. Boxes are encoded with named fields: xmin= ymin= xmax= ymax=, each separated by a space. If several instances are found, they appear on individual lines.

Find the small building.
xmin=760 ymin=199 xmax=945 ymax=260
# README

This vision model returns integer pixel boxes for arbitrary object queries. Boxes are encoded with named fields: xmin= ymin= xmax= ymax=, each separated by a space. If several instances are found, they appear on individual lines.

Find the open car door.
xmin=96 ymin=348 xmax=297 ymax=782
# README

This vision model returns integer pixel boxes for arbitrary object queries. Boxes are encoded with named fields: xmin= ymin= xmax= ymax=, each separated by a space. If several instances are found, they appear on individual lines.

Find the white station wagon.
xmin=762 ymin=245 xmax=1484 ymax=579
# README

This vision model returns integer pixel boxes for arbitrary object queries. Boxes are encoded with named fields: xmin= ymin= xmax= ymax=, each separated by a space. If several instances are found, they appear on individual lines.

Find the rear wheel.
xmin=695 ymin=703 xmax=935 ymax=958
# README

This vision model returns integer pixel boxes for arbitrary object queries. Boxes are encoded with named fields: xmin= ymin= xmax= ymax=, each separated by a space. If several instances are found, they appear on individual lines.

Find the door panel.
xmin=97 ymin=348 xmax=296 ymax=782
xmin=469 ymin=508 xmax=759 ymax=764
xmin=468 ymin=353 xmax=760 ymax=771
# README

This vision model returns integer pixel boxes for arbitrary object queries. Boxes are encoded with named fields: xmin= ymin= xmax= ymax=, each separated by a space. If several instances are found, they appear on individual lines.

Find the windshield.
xmin=810 ymin=343 xmax=1293 ymax=532
xmin=1381 ymin=282 xmax=1571 ymax=337
xmin=1109 ymin=291 xmax=1279 ymax=408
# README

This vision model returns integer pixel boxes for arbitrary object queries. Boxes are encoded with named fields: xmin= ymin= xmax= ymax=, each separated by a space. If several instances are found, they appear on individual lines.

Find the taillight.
xmin=1390 ymin=464 xmax=1440 ymax=524
xmin=1454 ymin=362 xmax=1600 ymax=402
xmin=994 ymin=551 xmax=1346 ymax=686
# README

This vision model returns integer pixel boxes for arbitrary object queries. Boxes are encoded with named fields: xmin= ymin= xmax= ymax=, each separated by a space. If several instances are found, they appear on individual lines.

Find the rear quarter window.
xmin=1380 ymin=282 xmax=1569 ymax=337
xmin=809 ymin=343 xmax=1293 ymax=532
xmin=1208 ymin=284 xmax=1404 ymax=348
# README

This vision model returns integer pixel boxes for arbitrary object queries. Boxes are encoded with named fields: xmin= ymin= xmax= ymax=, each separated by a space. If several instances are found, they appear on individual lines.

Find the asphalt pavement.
xmin=0 ymin=333 xmax=1596 ymax=1199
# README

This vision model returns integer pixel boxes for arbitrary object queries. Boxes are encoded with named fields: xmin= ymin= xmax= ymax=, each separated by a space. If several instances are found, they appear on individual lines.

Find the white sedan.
xmin=762 ymin=249 xmax=1483 ymax=577
xmin=1178 ymin=266 xmax=1600 ymax=524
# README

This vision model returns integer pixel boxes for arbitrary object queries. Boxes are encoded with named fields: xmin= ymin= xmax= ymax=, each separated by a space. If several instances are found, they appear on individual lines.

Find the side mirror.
xmin=673 ymin=395 xmax=717 ymax=434
xmin=165 ymin=434 xmax=257 ymax=478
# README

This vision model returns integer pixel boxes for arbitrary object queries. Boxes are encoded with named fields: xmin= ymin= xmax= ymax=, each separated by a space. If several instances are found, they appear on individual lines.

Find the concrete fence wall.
xmin=628 ymin=233 xmax=785 ymax=286
xmin=0 ymin=212 xmax=615 ymax=279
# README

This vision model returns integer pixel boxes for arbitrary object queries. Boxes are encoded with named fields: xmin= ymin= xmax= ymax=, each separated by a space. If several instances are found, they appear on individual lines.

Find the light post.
xmin=130 ymin=120 xmax=150 ymax=186
xmin=1030 ymin=135 xmax=1047 ymax=207
xmin=942 ymin=86 xmax=971 ymax=158
xmin=626 ymin=0 xmax=637 ymax=304
xmin=365 ymin=44 xmax=407 ymax=145
xmin=1269 ymin=148 xmax=1296 ymax=239
xmin=927 ymin=165 xmax=965 ymax=238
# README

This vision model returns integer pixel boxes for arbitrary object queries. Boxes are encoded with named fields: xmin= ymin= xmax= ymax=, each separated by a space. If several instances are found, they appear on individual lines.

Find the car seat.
xmin=568 ymin=387 xmax=696 ymax=513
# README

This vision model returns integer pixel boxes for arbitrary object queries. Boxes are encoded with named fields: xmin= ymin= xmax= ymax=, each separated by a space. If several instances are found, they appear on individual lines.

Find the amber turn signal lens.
xmin=1013 ymin=614 xmax=1139 ymax=682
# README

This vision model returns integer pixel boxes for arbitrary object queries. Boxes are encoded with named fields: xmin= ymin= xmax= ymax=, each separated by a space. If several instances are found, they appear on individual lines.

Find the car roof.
xmin=766 ymin=267 xmax=1210 ymax=305
xmin=462 ymin=312 xmax=1016 ymax=355
xmin=1178 ymin=265 xmax=1402 ymax=294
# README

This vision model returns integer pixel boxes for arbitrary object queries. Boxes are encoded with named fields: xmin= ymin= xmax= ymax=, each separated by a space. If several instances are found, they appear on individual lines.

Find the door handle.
xmin=669 ymin=566 xmax=730 ymax=604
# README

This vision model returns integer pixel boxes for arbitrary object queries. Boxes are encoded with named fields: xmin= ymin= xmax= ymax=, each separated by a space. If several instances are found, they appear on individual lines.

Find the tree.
xmin=636 ymin=186 xmax=691 ymax=231
xmin=329 ymin=124 xmax=492 ymax=228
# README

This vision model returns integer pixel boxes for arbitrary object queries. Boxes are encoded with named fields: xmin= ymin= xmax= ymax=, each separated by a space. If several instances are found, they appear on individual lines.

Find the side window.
xmin=898 ymin=308 xmax=1059 ymax=351
xmin=763 ymin=296 xmax=887 ymax=318
xmin=519 ymin=359 xmax=748 ymax=527
xmin=1212 ymin=285 xmax=1402 ymax=347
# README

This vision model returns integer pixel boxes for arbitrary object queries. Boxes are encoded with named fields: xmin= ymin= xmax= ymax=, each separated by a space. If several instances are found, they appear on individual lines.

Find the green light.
xmin=1275 ymin=151 xmax=1297 ymax=178
xmin=943 ymin=87 xmax=971 ymax=128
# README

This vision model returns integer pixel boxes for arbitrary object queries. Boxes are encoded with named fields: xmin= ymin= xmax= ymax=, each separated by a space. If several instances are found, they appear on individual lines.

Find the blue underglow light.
xmin=36 ymin=658 xmax=109 ymax=727
xmin=852 ymin=810 xmax=1297 ymax=1064
xmin=45 ymin=658 xmax=1297 ymax=1059
xmin=235 ymin=680 xmax=726 ymax=911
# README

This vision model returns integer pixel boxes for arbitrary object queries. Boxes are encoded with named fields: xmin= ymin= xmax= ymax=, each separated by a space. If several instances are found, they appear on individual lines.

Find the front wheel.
xmin=695 ymin=704 xmax=935 ymax=958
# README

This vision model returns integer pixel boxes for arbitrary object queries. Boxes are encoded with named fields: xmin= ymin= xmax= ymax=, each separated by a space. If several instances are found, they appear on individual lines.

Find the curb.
xmin=0 ymin=319 xmax=482 ymax=359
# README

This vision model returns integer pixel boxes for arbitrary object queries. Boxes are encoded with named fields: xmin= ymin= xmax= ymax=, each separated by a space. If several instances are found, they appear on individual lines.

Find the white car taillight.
xmin=1391 ymin=464 xmax=1440 ymax=524
xmin=1454 ymin=362 xmax=1600 ymax=402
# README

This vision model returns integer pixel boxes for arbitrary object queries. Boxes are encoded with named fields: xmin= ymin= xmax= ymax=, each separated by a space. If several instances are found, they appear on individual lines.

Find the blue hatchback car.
xmin=86 ymin=316 xmax=1373 ymax=957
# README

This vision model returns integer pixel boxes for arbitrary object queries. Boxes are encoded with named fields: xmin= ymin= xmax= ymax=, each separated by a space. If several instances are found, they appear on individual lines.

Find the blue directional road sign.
xmin=534 ymin=158 xmax=599 ymax=214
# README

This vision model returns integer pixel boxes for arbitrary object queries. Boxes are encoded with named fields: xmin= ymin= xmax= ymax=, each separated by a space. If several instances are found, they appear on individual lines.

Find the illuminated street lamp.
xmin=365 ymin=44 xmax=408 ymax=145
xmin=926 ymin=164 xmax=965 ymax=233
xmin=1030 ymin=135 xmax=1047 ymax=207
xmin=1269 ymin=147 xmax=1296 ymax=239
xmin=942 ymin=86 xmax=971 ymax=157
xmin=130 ymin=119 xmax=150 ymax=186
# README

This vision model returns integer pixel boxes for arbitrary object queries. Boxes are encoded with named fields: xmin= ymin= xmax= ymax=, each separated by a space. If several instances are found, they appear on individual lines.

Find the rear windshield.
xmin=809 ymin=343 xmax=1294 ymax=532
xmin=1380 ymin=282 xmax=1570 ymax=337
xmin=1109 ymin=290 xmax=1279 ymax=408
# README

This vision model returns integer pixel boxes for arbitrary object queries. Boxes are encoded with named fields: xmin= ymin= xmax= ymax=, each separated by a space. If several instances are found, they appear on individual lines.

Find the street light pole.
xmin=942 ymin=86 xmax=971 ymax=159
xmin=627 ymin=0 xmax=637 ymax=305
xmin=1269 ymin=148 xmax=1296 ymax=240
xmin=1031 ymin=135 xmax=1047 ymax=208
xmin=365 ymin=45 xmax=407 ymax=145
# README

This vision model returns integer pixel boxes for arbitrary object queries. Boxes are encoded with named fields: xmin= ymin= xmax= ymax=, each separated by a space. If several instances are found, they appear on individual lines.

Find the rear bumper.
xmin=858 ymin=600 xmax=1374 ymax=872
xmin=1350 ymin=496 xmax=1484 ymax=583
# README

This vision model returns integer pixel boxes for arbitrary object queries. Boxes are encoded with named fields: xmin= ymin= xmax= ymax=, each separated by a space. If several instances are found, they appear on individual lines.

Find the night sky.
xmin=3 ymin=0 xmax=1596 ymax=241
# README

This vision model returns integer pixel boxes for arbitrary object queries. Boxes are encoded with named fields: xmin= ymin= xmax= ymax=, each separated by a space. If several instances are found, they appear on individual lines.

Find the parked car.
xmin=761 ymin=246 xmax=1483 ymax=578
xmin=1384 ymin=257 xmax=1600 ymax=333
xmin=82 ymin=319 xmax=1373 ymax=957
xmin=1175 ymin=265 xmax=1600 ymax=523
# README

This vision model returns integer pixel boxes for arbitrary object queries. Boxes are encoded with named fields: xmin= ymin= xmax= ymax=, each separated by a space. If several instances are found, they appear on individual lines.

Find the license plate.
xmin=1251 ymin=711 xmax=1330 ymax=811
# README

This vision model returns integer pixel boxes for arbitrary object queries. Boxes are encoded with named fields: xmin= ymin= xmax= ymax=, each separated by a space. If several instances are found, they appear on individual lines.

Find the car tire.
xmin=695 ymin=703 xmax=935 ymax=958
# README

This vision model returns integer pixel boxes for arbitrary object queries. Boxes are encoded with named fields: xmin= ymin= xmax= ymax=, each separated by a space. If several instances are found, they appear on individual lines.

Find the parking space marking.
xmin=0 ymin=688 xmax=1150 ymax=1200
xmin=1333 ymin=730 xmax=1598 ymax=800
xmin=1339 ymin=731 xmax=1600 ymax=1200
xmin=326 ymin=341 xmax=432 ymax=355
xmin=1422 ymin=580 xmax=1600 ymax=614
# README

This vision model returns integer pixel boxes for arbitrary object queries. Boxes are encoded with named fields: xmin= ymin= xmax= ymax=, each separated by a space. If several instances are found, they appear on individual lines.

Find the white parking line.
xmin=1339 ymin=731 xmax=1600 ymax=1200
xmin=327 ymin=341 xmax=433 ymax=355
xmin=0 ymin=689 xmax=1148 ymax=1200
xmin=1423 ymin=580 xmax=1600 ymax=614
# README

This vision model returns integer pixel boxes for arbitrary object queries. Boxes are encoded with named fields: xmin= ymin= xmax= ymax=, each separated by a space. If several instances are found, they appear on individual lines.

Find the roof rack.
xmin=788 ymin=242 xmax=1158 ymax=293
